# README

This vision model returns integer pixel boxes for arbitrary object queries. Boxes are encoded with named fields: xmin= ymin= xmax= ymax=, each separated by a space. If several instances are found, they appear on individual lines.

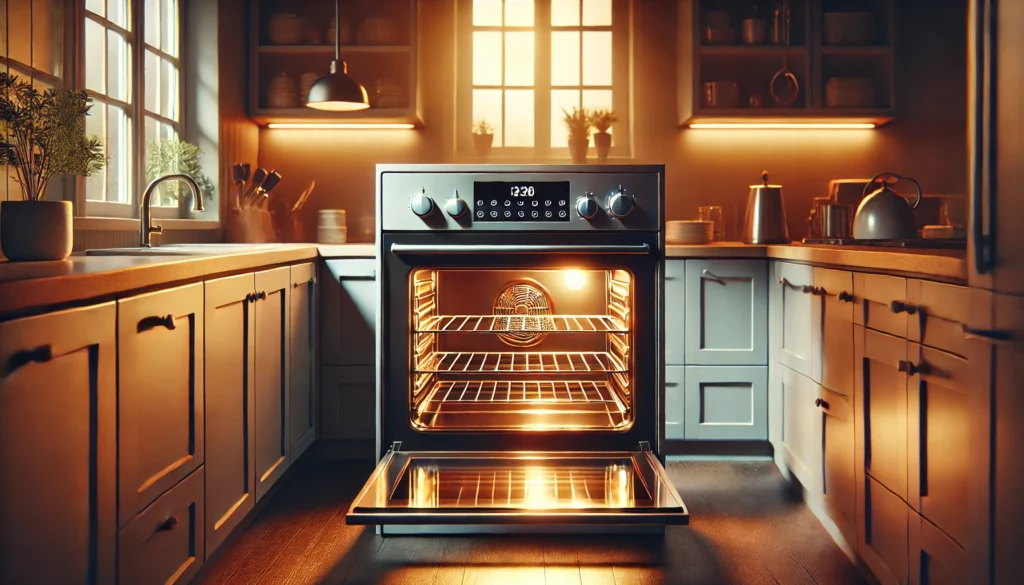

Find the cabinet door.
xmin=321 ymin=259 xmax=377 ymax=366
xmin=0 ymin=303 xmax=116 ymax=585
xmin=910 ymin=511 xmax=968 ymax=585
xmin=664 ymin=366 xmax=684 ymax=440
xmin=203 ymin=272 xmax=255 ymax=558
xmin=854 ymin=273 xmax=909 ymax=338
xmin=320 ymin=365 xmax=376 ymax=443
xmin=778 ymin=365 xmax=816 ymax=487
xmin=816 ymin=267 xmax=855 ymax=395
xmin=776 ymin=262 xmax=820 ymax=380
xmin=906 ymin=280 xmax=971 ymax=357
xmin=859 ymin=474 xmax=910 ymax=585
xmin=119 ymin=283 xmax=205 ymax=524
xmin=855 ymin=326 xmax=908 ymax=501
xmin=684 ymin=259 xmax=768 ymax=366
xmin=290 ymin=262 xmax=317 ymax=460
xmin=992 ymin=292 xmax=1024 ymax=585
xmin=664 ymin=260 xmax=686 ymax=365
xmin=817 ymin=388 xmax=856 ymax=550
xmin=683 ymin=366 xmax=767 ymax=440
xmin=254 ymin=267 xmax=290 ymax=501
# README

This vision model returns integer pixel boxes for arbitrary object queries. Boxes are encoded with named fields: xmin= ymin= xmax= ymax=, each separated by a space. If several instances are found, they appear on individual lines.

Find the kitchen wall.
xmin=257 ymin=0 xmax=967 ymax=242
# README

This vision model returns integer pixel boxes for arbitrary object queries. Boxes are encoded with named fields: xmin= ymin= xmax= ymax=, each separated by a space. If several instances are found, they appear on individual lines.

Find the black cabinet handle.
xmin=837 ymin=291 xmax=855 ymax=303
xmin=779 ymin=277 xmax=815 ymax=293
xmin=810 ymin=286 xmax=826 ymax=296
xmin=257 ymin=291 xmax=268 ymax=301
xmin=7 ymin=344 xmax=53 ymax=375
xmin=814 ymin=397 xmax=830 ymax=409
xmin=962 ymin=325 xmax=1015 ymax=346
xmin=157 ymin=513 xmax=178 ymax=531
xmin=293 ymin=276 xmax=316 ymax=288
xmin=814 ymin=398 xmax=822 ymax=407
xmin=137 ymin=314 xmax=176 ymax=333
xmin=890 ymin=300 xmax=918 ymax=315
xmin=245 ymin=293 xmax=254 ymax=303
xmin=898 ymin=360 xmax=930 ymax=377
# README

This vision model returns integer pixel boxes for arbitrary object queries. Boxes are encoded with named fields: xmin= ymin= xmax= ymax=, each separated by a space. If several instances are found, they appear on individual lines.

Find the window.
xmin=83 ymin=0 xmax=182 ymax=218
xmin=458 ymin=0 xmax=631 ymax=156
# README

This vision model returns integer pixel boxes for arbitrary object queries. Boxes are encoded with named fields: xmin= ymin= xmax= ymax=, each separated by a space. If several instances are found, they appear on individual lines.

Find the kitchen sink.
xmin=84 ymin=243 xmax=284 ymax=256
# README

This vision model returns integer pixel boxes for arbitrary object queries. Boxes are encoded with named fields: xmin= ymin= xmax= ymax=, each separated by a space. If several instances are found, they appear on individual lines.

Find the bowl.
xmin=822 ymin=12 xmax=875 ymax=45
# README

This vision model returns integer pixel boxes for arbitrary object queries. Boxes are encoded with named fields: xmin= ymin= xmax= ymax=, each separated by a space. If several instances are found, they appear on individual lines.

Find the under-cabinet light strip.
xmin=689 ymin=123 xmax=876 ymax=130
xmin=267 ymin=123 xmax=417 ymax=129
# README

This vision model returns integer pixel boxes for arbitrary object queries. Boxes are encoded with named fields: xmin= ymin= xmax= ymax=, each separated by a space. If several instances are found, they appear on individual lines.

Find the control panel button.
xmin=559 ymin=210 xmax=568 ymax=218
xmin=490 ymin=210 xmax=498 ymax=218
xmin=409 ymin=190 xmax=436 ymax=218
xmin=575 ymin=195 xmax=599 ymax=220
xmin=545 ymin=210 xmax=552 ymax=218
xmin=607 ymin=186 xmax=636 ymax=219
xmin=446 ymin=197 xmax=468 ymax=218
xmin=532 ymin=210 xmax=539 ymax=218
xmin=477 ymin=210 xmax=485 ymax=218
xmin=504 ymin=210 xmax=512 ymax=218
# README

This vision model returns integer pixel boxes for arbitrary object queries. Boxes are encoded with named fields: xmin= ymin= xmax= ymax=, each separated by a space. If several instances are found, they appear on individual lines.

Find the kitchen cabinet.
xmin=664 ymin=366 xmax=685 ymax=440
xmin=775 ymin=262 xmax=821 ymax=381
xmin=854 ymin=325 xmax=908 ymax=501
xmin=254 ymin=267 xmax=291 ymax=501
xmin=0 ymin=303 xmax=117 ymax=585
xmin=203 ymin=272 xmax=256 ymax=557
xmin=909 ymin=511 xmax=968 ymax=585
xmin=854 ymin=273 xmax=909 ymax=339
xmin=816 ymin=267 xmax=855 ymax=395
xmin=683 ymin=366 xmax=767 ymax=440
xmin=906 ymin=280 xmax=971 ymax=358
xmin=119 ymin=467 xmax=205 ymax=585
xmin=859 ymin=474 xmax=910 ymax=585
xmin=321 ymin=366 xmax=376 ymax=446
xmin=816 ymin=387 xmax=856 ymax=550
xmin=778 ymin=365 xmax=816 ymax=487
xmin=118 ymin=283 xmax=205 ymax=524
xmin=321 ymin=259 xmax=377 ymax=367
xmin=290 ymin=262 xmax=318 ymax=460
xmin=684 ymin=259 xmax=768 ymax=366
xmin=665 ymin=259 xmax=686 ymax=364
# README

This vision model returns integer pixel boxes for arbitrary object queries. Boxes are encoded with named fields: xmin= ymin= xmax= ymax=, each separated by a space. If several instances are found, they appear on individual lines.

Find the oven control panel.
xmin=379 ymin=165 xmax=663 ymax=232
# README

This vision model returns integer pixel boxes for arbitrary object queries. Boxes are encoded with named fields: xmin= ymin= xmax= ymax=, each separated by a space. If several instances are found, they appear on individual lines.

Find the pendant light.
xmin=305 ymin=0 xmax=370 ymax=111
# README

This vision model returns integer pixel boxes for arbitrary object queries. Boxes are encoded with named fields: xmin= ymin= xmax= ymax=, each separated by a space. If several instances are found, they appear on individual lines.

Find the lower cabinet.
xmin=859 ymin=474 xmax=909 ymax=585
xmin=778 ymin=365 xmax=817 ymax=486
xmin=254 ymin=267 xmax=291 ymax=501
xmin=910 ymin=511 xmax=968 ymax=585
xmin=854 ymin=325 xmax=908 ymax=501
xmin=289 ymin=263 xmax=318 ymax=460
xmin=683 ymin=366 xmax=767 ymax=440
xmin=321 ymin=365 xmax=376 ymax=443
xmin=0 ymin=303 xmax=117 ymax=585
xmin=664 ymin=366 xmax=685 ymax=439
xmin=816 ymin=387 xmax=856 ymax=549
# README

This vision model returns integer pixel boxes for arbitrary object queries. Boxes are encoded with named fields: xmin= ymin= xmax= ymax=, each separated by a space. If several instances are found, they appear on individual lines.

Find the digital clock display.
xmin=473 ymin=181 xmax=571 ymax=222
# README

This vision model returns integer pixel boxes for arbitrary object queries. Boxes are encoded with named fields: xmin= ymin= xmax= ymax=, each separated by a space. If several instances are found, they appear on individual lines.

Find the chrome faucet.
xmin=140 ymin=174 xmax=205 ymax=248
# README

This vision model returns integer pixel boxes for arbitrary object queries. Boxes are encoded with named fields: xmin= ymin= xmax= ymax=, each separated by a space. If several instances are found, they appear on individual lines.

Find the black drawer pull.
xmin=293 ymin=276 xmax=316 ymax=288
xmin=779 ymin=277 xmax=814 ymax=293
xmin=810 ymin=286 xmax=826 ymax=296
xmin=245 ymin=292 xmax=256 ymax=303
xmin=257 ymin=291 xmax=268 ymax=301
xmin=963 ymin=325 xmax=1015 ymax=345
xmin=137 ymin=314 xmax=176 ymax=333
xmin=814 ymin=397 xmax=830 ymax=409
xmin=7 ymin=344 xmax=53 ymax=374
xmin=898 ymin=360 xmax=929 ymax=377
xmin=157 ymin=513 xmax=179 ymax=532
xmin=837 ymin=291 xmax=855 ymax=303
xmin=890 ymin=300 xmax=918 ymax=315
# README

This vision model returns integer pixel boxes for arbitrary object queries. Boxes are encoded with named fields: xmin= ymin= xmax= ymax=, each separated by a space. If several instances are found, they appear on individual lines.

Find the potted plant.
xmin=590 ymin=109 xmax=617 ymax=161
xmin=145 ymin=138 xmax=216 ymax=216
xmin=472 ymin=119 xmax=494 ymax=158
xmin=0 ymin=71 xmax=105 ymax=262
xmin=562 ymin=106 xmax=591 ymax=163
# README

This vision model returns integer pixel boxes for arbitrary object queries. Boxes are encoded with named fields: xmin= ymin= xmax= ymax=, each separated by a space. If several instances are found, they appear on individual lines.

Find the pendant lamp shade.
xmin=305 ymin=0 xmax=370 ymax=111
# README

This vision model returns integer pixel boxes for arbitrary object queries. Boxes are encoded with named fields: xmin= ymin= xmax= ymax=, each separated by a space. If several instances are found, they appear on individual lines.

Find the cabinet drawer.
xmin=779 ymin=365 xmax=816 ymax=487
xmin=860 ymin=474 xmax=909 ymax=585
xmin=855 ymin=326 xmax=908 ymax=501
xmin=683 ymin=365 xmax=767 ymax=440
xmin=120 ymin=467 xmax=204 ymax=585
xmin=664 ymin=366 xmax=684 ymax=440
xmin=776 ymin=262 xmax=820 ymax=380
xmin=906 ymin=280 xmax=970 ymax=357
xmin=664 ymin=260 xmax=685 ymax=365
xmin=910 ymin=511 xmax=968 ymax=585
xmin=854 ymin=273 xmax=909 ymax=338
xmin=684 ymin=259 xmax=768 ymax=366
xmin=816 ymin=268 xmax=855 ymax=395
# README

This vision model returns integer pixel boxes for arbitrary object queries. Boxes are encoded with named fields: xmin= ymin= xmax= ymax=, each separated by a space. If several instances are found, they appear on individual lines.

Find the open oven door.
xmin=346 ymin=442 xmax=688 ymax=525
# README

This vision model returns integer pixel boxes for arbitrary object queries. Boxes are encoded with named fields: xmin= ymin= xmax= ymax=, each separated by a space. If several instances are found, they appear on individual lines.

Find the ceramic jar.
xmin=267 ymin=72 xmax=299 ymax=109
xmin=0 ymin=200 xmax=73 ymax=261
xmin=267 ymin=13 xmax=303 ymax=45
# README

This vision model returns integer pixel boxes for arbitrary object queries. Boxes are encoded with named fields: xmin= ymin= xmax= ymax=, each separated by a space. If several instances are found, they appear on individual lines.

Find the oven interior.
xmin=409 ymin=268 xmax=634 ymax=433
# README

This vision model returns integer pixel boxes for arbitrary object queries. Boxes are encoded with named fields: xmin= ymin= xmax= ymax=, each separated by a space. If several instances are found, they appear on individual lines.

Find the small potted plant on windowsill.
xmin=0 ymin=71 xmax=105 ymax=262
xmin=590 ymin=109 xmax=617 ymax=161
xmin=472 ymin=119 xmax=494 ymax=158
xmin=145 ymin=138 xmax=216 ymax=218
xmin=563 ymin=106 xmax=591 ymax=164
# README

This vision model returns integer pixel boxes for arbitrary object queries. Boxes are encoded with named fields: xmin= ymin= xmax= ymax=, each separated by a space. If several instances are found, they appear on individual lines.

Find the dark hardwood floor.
xmin=196 ymin=459 xmax=866 ymax=585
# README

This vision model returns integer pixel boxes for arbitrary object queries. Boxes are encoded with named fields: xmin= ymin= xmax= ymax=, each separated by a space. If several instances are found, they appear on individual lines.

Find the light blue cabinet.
xmin=665 ymin=366 xmax=685 ymax=440
xmin=665 ymin=260 xmax=686 ymax=365
xmin=775 ymin=262 xmax=821 ymax=380
xmin=322 ymin=259 xmax=377 ymax=366
xmin=683 ymin=365 xmax=768 ymax=440
xmin=683 ymin=259 xmax=768 ymax=366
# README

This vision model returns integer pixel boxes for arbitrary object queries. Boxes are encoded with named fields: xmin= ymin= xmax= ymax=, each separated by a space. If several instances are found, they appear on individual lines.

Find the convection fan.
xmin=492 ymin=279 xmax=555 ymax=347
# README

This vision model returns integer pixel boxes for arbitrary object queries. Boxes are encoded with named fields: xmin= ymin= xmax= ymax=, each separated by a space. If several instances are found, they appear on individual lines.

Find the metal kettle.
xmin=853 ymin=172 xmax=922 ymax=240
xmin=743 ymin=170 xmax=790 ymax=244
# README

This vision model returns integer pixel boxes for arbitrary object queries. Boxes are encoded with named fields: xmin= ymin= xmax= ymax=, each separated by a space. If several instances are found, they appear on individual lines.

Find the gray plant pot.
xmin=568 ymin=137 xmax=589 ymax=164
xmin=0 ymin=200 xmax=74 ymax=262
xmin=594 ymin=132 xmax=612 ymax=161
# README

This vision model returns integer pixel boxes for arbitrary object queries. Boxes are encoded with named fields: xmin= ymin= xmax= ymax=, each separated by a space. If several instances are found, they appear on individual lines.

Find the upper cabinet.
xmin=250 ymin=0 xmax=419 ymax=126
xmin=678 ymin=0 xmax=896 ymax=127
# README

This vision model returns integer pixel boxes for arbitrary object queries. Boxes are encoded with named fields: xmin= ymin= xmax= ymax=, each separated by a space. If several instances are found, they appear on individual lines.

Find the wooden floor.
xmin=196 ymin=459 xmax=866 ymax=585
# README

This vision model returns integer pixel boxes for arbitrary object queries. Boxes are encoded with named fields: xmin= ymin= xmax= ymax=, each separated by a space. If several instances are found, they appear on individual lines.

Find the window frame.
xmin=456 ymin=0 xmax=633 ymax=159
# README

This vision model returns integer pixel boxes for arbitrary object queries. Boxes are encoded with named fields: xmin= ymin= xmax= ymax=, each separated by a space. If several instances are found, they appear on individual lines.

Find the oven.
xmin=347 ymin=164 xmax=687 ymax=530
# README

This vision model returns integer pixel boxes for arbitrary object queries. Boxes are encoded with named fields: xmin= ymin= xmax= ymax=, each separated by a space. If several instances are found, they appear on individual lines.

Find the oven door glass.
xmin=346 ymin=448 xmax=688 ymax=525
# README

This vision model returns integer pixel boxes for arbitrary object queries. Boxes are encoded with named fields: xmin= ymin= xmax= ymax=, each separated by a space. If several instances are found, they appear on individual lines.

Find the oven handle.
xmin=390 ymin=243 xmax=651 ymax=255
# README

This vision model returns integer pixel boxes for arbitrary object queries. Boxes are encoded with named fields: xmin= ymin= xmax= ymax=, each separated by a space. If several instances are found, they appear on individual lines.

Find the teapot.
xmin=852 ymin=172 xmax=922 ymax=240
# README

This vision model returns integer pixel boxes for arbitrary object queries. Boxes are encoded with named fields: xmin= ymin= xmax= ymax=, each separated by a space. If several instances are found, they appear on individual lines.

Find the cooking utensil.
xmin=820 ymin=204 xmax=853 ymax=238
xmin=770 ymin=0 xmax=799 ymax=106
xmin=807 ymin=197 xmax=831 ymax=238
xmin=241 ymin=167 xmax=269 ymax=208
xmin=254 ymin=171 xmax=282 ymax=210
xmin=853 ymin=172 xmax=923 ymax=240
xmin=742 ymin=18 xmax=767 ymax=44
xmin=292 ymin=180 xmax=316 ymax=211
xmin=702 ymin=81 xmax=740 ymax=108
xmin=697 ymin=206 xmax=724 ymax=241
xmin=232 ymin=164 xmax=247 ymax=209
xmin=742 ymin=170 xmax=790 ymax=244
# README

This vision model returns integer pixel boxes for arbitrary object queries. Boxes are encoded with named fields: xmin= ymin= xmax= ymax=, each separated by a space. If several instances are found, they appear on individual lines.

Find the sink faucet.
xmin=140 ymin=174 xmax=205 ymax=248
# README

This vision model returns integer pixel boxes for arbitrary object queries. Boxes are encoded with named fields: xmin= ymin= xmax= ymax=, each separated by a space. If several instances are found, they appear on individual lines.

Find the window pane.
xmin=551 ymin=0 xmax=580 ymax=26
xmin=107 ymin=0 xmax=128 ymax=29
xmin=145 ymin=118 xmax=182 ymax=207
xmin=583 ymin=89 xmax=613 ymax=146
xmin=145 ymin=0 xmax=160 ymax=48
xmin=505 ymin=0 xmax=533 ymax=27
xmin=504 ymin=31 xmax=533 ymax=87
xmin=472 ymin=31 xmax=502 ymax=86
xmin=85 ymin=19 xmax=105 ymax=94
xmin=550 ymin=89 xmax=580 ymax=148
xmin=106 ymin=105 xmax=130 ymax=203
xmin=162 ymin=0 xmax=178 ymax=56
xmin=145 ymin=50 xmax=179 ymax=120
xmin=504 ymin=89 xmax=534 ymax=147
xmin=107 ymin=30 xmax=129 ymax=101
xmin=551 ymin=32 xmax=580 ymax=86
xmin=473 ymin=0 xmax=502 ymax=26
xmin=582 ymin=0 xmax=612 ymax=26
xmin=582 ymin=31 xmax=612 ymax=86
xmin=472 ymin=89 xmax=503 ymax=146
xmin=84 ymin=103 xmax=107 ymax=202
xmin=144 ymin=50 xmax=159 ymax=113
xmin=86 ymin=0 xmax=104 ymax=17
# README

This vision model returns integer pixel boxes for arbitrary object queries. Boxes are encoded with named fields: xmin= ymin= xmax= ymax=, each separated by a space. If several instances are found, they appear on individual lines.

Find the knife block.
xmin=225 ymin=207 xmax=276 ymax=243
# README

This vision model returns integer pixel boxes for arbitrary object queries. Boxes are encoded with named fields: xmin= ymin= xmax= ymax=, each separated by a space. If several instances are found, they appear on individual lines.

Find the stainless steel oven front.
xmin=347 ymin=165 xmax=687 ymax=530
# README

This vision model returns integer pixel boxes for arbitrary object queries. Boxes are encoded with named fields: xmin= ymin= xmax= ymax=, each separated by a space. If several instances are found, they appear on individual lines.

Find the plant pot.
xmin=568 ymin=137 xmax=589 ymax=163
xmin=594 ymin=132 xmax=612 ymax=161
xmin=472 ymin=133 xmax=494 ymax=158
xmin=0 ymin=200 xmax=73 ymax=262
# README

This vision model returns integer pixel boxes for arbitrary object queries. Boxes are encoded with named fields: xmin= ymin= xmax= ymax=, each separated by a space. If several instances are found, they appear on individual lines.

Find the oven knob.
xmin=409 ymin=190 xmax=436 ymax=218
xmin=576 ymin=195 xmax=599 ymax=220
xmin=445 ymin=197 xmax=468 ymax=218
xmin=608 ymin=189 xmax=635 ymax=219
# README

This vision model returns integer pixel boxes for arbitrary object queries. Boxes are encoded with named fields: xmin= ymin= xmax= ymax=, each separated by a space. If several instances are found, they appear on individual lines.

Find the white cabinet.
xmin=855 ymin=326 xmax=908 ymax=501
xmin=664 ymin=260 xmax=686 ymax=365
xmin=684 ymin=259 xmax=768 ymax=366
xmin=0 ymin=303 xmax=117 ymax=585
xmin=289 ymin=263 xmax=318 ymax=460
xmin=775 ymin=262 xmax=821 ymax=380
xmin=321 ymin=259 xmax=377 ymax=367
xmin=253 ymin=267 xmax=291 ymax=501
xmin=683 ymin=366 xmax=767 ymax=440
xmin=664 ymin=366 xmax=685 ymax=440
xmin=816 ymin=387 xmax=856 ymax=550
xmin=778 ymin=365 xmax=817 ymax=487
xmin=816 ymin=268 xmax=856 ymax=395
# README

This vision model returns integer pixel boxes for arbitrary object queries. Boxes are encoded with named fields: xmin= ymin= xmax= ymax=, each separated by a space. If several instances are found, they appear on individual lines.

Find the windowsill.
xmin=74 ymin=217 xmax=221 ymax=231
xmin=456 ymin=154 xmax=637 ymax=163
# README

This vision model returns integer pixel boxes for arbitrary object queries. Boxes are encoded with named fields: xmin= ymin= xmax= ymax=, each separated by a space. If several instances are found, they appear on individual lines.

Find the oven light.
xmin=564 ymin=269 xmax=587 ymax=291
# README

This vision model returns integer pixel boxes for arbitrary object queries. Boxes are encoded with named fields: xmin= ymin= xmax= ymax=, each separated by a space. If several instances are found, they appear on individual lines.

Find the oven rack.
xmin=427 ymin=380 xmax=623 ymax=405
xmin=415 ymin=351 xmax=627 ymax=374
xmin=415 ymin=314 xmax=628 ymax=333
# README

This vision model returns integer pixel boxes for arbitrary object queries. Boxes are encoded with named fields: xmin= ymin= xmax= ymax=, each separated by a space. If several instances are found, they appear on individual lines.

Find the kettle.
xmin=743 ymin=170 xmax=790 ymax=244
xmin=853 ymin=172 xmax=922 ymax=240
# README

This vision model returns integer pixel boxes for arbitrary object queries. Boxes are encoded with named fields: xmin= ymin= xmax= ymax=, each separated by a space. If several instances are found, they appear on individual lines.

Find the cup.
xmin=697 ymin=205 xmax=724 ymax=241
xmin=820 ymin=204 xmax=852 ymax=238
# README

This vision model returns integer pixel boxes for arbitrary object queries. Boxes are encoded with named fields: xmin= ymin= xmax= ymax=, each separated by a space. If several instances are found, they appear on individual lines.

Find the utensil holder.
xmin=271 ymin=210 xmax=306 ymax=242
xmin=226 ymin=207 xmax=276 ymax=243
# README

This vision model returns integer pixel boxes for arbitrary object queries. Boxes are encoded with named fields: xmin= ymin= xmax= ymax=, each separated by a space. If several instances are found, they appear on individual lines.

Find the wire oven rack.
xmin=416 ymin=315 xmax=629 ymax=333
xmin=415 ymin=351 xmax=628 ymax=373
